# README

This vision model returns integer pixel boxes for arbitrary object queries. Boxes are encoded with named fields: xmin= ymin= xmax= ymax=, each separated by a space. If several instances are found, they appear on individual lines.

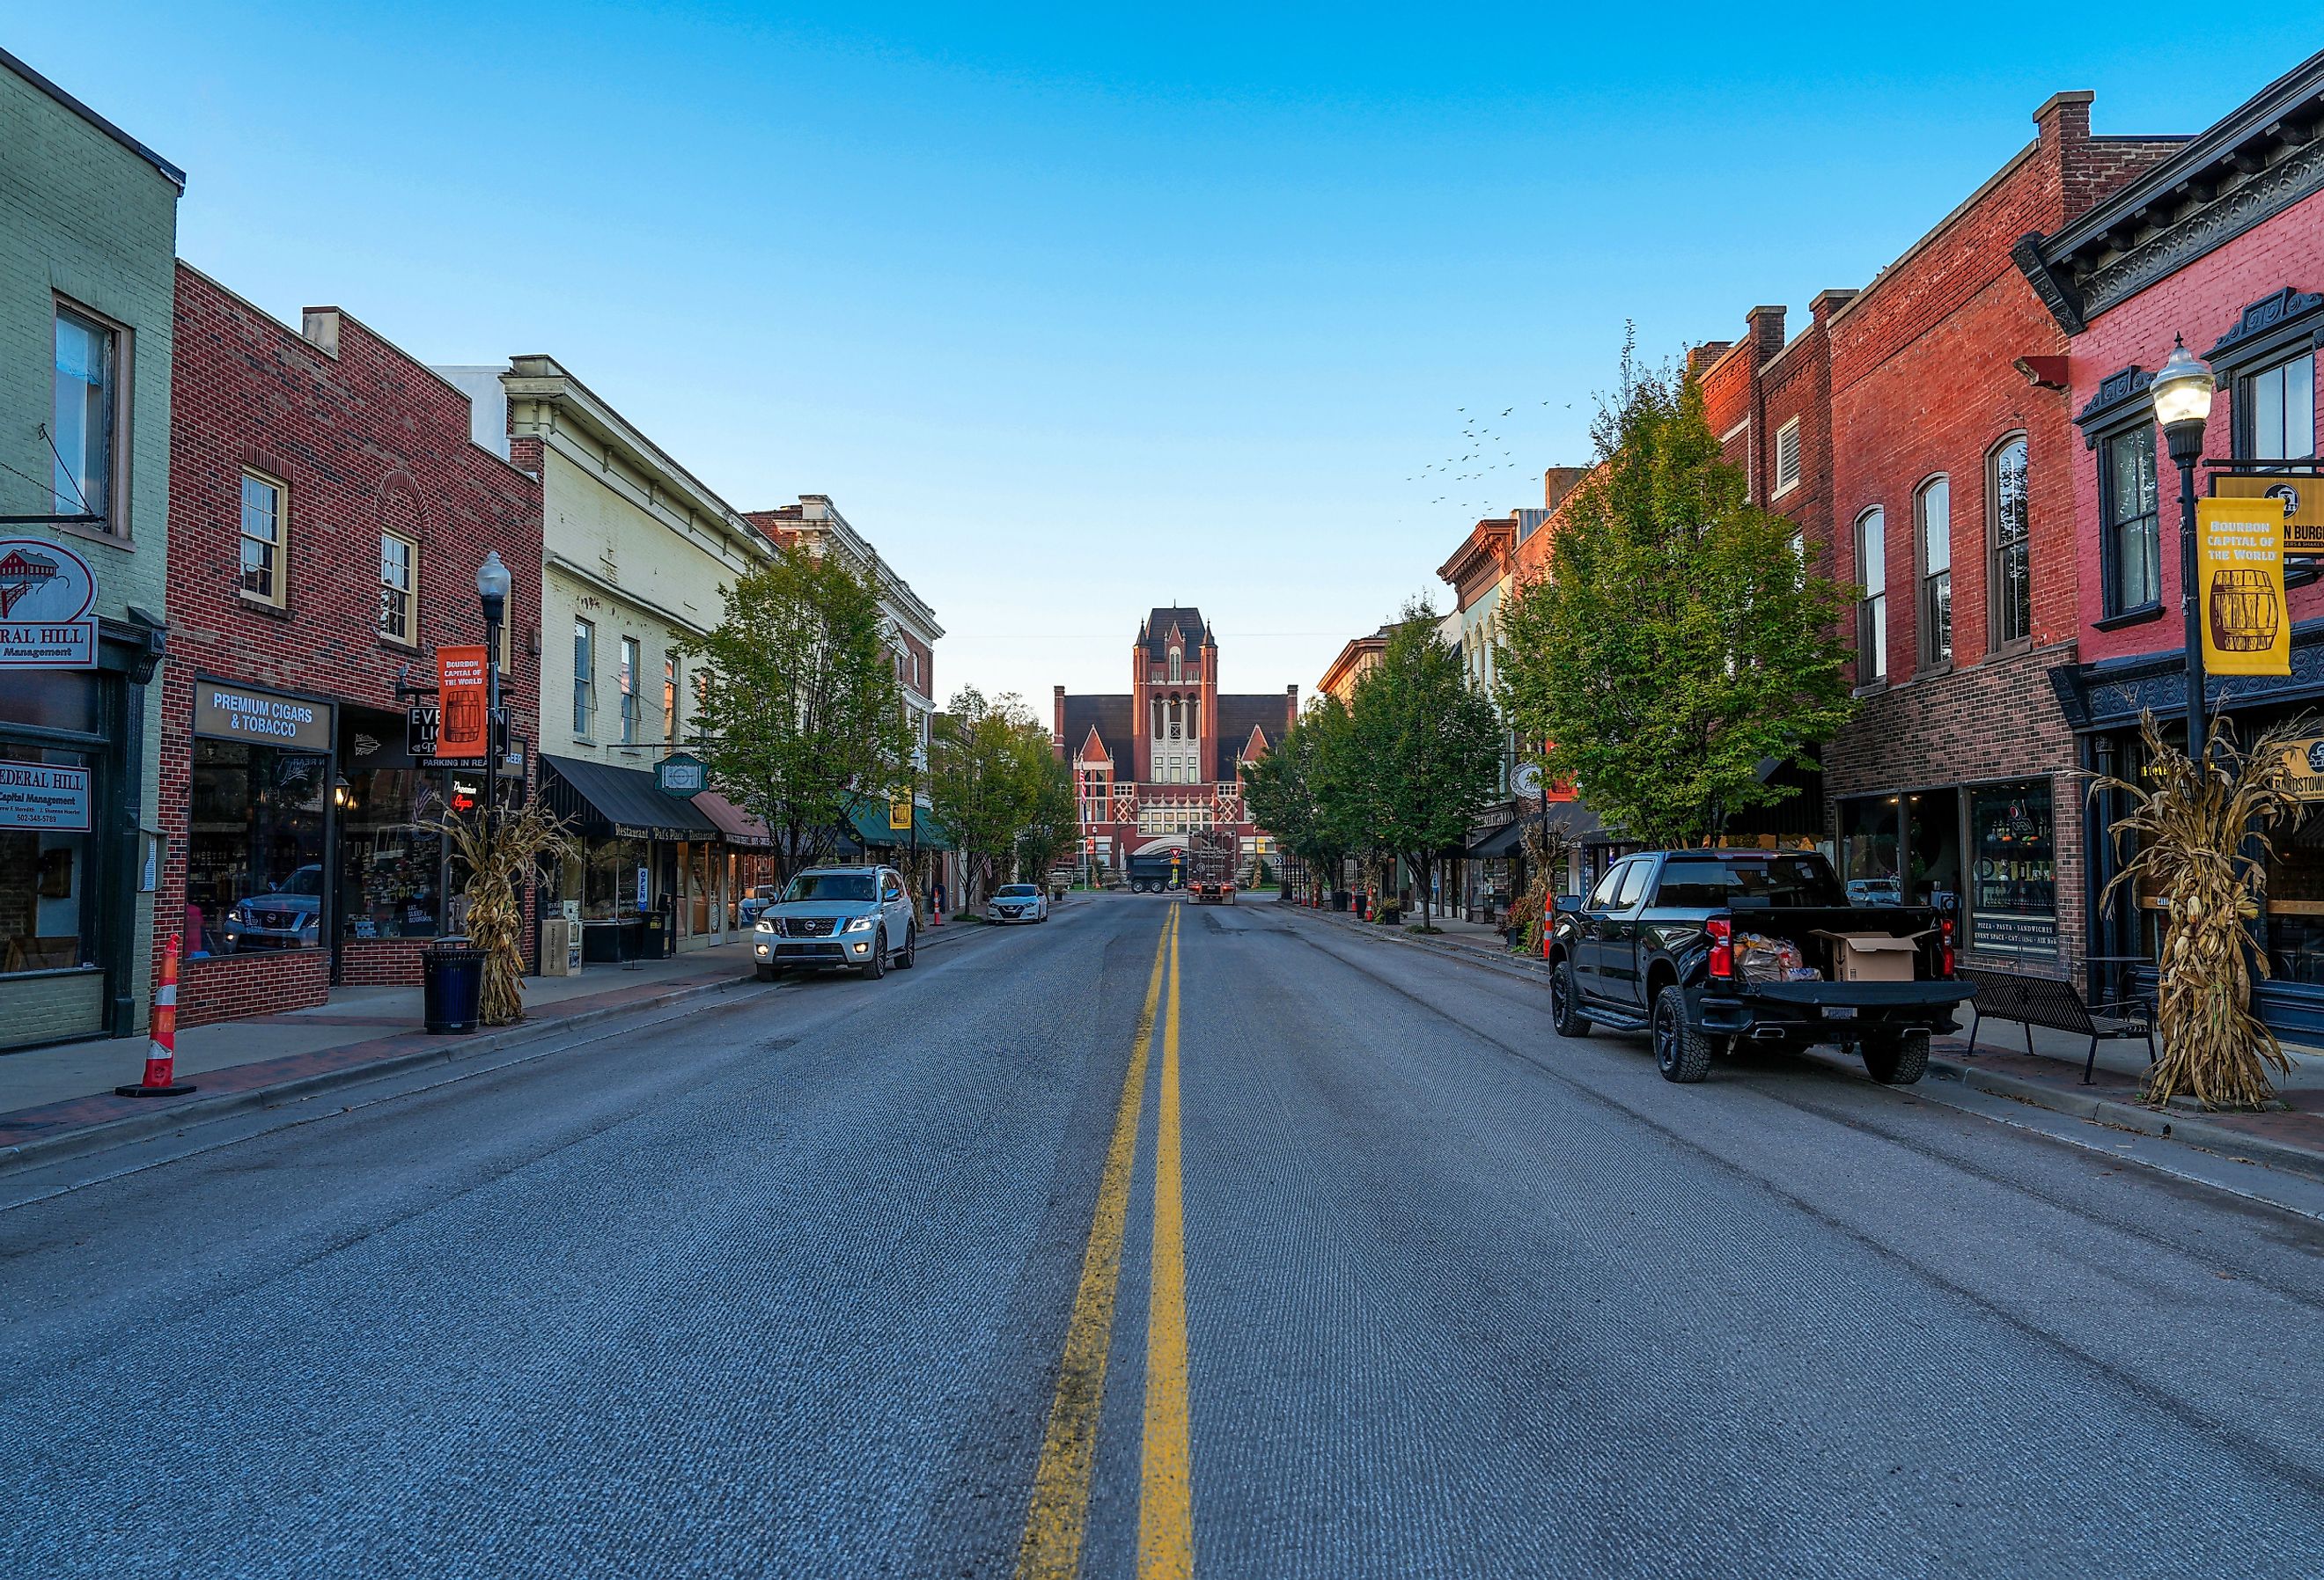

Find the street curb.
xmin=1928 ymin=1055 xmax=2324 ymax=1184
xmin=0 ymin=921 xmax=993 ymax=1178
xmin=1283 ymin=901 xmax=2324 ymax=1186
xmin=1284 ymin=902 xmax=1555 ymax=985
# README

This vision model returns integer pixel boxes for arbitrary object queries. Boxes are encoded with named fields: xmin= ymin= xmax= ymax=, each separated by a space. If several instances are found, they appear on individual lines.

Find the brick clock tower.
xmin=1054 ymin=608 xmax=1298 ymax=878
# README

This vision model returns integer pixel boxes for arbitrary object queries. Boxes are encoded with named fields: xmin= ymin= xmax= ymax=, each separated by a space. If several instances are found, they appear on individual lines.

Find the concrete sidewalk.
xmin=1281 ymin=897 xmax=2324 ymax=1183
xmin=0 ymin=916 xmax=986 ymax=1166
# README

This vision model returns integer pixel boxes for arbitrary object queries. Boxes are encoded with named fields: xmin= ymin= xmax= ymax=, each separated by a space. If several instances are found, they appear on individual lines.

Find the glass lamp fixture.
xmin=475 ymin=550 xmax=512 ymax=622
xmin=2150 ymin=336 xmax=2214 ymax=464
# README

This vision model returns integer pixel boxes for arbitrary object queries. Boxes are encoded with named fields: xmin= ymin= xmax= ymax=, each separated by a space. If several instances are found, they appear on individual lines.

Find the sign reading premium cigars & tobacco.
xmin=2195 ymin=497 xmax=2289 ymax=678
xmin=192 ymin=681 xmax=335 ymax=753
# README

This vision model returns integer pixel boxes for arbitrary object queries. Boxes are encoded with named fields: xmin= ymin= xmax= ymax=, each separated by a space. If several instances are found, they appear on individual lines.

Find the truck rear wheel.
xmin=1651 ymin=986 xmax=1717 ymax=1084
xmin=1862 ymin=1028 xmax=1930 ymax=1085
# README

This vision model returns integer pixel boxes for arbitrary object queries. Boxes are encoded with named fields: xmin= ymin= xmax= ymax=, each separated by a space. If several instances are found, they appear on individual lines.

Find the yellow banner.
xmin=889 ymin=795 xmax=913 ymax=831
xmin=2197 ymin=496 xmax=2288 ymax=677
xmin=2217 ymin=474 xmax=2324 ymax=556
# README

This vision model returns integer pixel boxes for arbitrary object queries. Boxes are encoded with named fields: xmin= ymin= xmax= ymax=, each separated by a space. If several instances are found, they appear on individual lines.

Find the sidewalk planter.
xmin=421 ymin=940 xmax=487 ymax=1034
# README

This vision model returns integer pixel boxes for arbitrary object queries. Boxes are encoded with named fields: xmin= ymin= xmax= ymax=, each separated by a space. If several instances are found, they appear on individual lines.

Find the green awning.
xmin=842 ymin=797 xmax=952 ymax=852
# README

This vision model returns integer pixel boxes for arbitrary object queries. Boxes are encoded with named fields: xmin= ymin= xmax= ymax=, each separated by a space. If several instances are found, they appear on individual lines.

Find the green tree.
xmin=929 ymin=687 xmax=1063 ymax=907
xmin=1347 ymin=601 xmax=1504 ymax=927
xmin=681 ymin=541 xmax=910 ymax=882
xmin=1497 ymin=342 xmax=1856 ymax=848
xmin=1241 ymin=694 xmax=1359 ymax=900
xmin=1014 ymin=744 xmax=1080 ymax=888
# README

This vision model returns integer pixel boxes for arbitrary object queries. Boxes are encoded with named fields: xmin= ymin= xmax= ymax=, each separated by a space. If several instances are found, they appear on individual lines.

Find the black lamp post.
xmin=2151 ymin=337 xmax=2217 ymax=756
xmin=476 ymin=551 xmax=511 ymax=826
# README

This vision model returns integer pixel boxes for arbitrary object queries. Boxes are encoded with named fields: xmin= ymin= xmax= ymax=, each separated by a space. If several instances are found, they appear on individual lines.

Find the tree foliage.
xmin=1497 ymin=341 xmax=1856 ymax=848
xmin=681 ymin=540 xmax=911 ymax=882
xmin=1244 ymin=603 xmax=1502 ymax=924
xmin=1346 ymin=601 xmax=1505 ymax=924
xmin=928 ymin=687 xmax=1070 ymax=906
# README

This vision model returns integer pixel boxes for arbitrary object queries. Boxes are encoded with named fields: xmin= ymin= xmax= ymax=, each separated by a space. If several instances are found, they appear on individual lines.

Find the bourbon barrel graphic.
xmin=2210 ymin=567 xmax=2281 ymax=652
xmin=443 ymin=687 xmax=484 ymax=741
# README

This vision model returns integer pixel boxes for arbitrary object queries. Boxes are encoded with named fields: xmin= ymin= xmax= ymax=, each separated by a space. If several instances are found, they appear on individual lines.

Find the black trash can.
xmin=422 ymin=937 xmax=487 ymax=1034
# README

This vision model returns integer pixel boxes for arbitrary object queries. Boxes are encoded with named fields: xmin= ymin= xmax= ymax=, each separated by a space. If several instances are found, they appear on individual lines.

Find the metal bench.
xmin=1956 ymin=966 xmax=2155 ymax=1085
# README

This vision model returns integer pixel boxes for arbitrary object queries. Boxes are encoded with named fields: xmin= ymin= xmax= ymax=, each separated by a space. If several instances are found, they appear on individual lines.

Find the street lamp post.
xmin=2151 ymin=337 xmax=2217 ymax=757
xmin=476 ymin=552 xmax=511 ymax=826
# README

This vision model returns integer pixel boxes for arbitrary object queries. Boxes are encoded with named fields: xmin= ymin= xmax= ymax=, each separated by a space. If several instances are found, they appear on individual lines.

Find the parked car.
xmin=752 ymin=865 xmax=916 ymax=981
xmin=737 ymin=885 xmax=779 ymax=925
xmin=1846 ymin=877 xmax=1904 ymax=906
xmin=222 ymin=863 xmax=325 ymax=952
xmin=986 ymin=883 xmax=1048 ymax=923
xmin=1545 ymin=849 xmax=1973 ymax=1085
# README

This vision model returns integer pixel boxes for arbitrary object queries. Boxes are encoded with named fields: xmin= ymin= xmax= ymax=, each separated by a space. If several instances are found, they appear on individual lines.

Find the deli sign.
xmin=193 ymin=682 xmax=335 ymax=753
xmin=0 ymin=536 xmax=98 ymax=669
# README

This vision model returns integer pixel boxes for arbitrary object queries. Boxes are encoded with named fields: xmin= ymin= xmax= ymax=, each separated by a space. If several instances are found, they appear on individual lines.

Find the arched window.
xmin=1854 ymin=508 xmax=1886 ymax=683
xmin=1988 ymin=436 xmax=2031 ymax=648
xmin=1168 ymin=646 xmax=1182 ymax=683
xmin=1915 ymin=477 xmax=1952 ymax=665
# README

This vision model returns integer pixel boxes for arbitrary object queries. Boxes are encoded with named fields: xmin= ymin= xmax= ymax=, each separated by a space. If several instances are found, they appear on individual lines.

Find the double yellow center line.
xmin=1017 ymin=904 xmax=1195 ymax=1580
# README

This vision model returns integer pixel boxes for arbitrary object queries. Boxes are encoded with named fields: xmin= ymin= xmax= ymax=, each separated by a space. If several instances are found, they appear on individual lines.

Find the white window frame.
xmin=51 ymin=297 xmax=130 ymax=539
xmin=573 ymin=618 xmax=597 ymax=739
xmin=1854 ymin=507 xmax=1887 ymax=684
xmin=1773 ymin=416 xmax=1802 ymax=498
xmin=239 ymin=468 xmax=288 ymax=608
xmin=619 ymin=636 xmax=642 ymax=745
xmin=1915 ymin=476 xmax=1952 ymax=668
xmin=379 ymin=528 xmax=418 ymax=645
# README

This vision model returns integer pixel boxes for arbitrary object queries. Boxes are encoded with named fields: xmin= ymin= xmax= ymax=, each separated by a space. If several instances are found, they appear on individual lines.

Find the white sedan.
xmin=985 ymin=884 xmax=1049 ymax=924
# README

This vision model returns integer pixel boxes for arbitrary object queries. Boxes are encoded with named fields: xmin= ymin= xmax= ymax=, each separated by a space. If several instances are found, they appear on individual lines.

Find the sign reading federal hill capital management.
xmin=0 ymin=760 xmax=92 ymax=832
xmin=0 ymin=537 xmax=99 ymax=669
xmin=2196 ymin=496 xmax=2291 ymax=678
xmin=192 ymin=681 xmax=335 ymax=753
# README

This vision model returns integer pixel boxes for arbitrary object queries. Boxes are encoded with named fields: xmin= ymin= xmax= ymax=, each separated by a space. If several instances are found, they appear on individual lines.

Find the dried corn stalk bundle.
xmin=2092 ymin=711 xmax=2313 ymax=1108
xmin=1515 ymin=819 xmax=1578 ymax=953
xmin=433 ymin=800 xmax=576 ymax=1028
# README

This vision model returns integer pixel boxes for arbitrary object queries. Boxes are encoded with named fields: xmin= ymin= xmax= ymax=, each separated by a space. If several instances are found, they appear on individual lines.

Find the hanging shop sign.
xmin=436 ymin=645 xmax=490 ymax=761
xmin=889 ymin=793 xmax=914 ymax=831
xmin=0 ymin=537 xmax=98 ymax=669
xmin=193 ymin=680 xmax=335 ymax=753
xmin=0 ymin=758 xmax=92 ymax=831
xmin=2195 ymin=497 xmax=2289 ymax=678
xmin=2217 ymin=474 xmax=2324 ymax=557
xmin=2281 ymin=738 xmax=2324 ymax=802
xmin=406 ymin=703 xmax=439 ymax=759
xmin=655 ymin=752 xmax=707 ymax=798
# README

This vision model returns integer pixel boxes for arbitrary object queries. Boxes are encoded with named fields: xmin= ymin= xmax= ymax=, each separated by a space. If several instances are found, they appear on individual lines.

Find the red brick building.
xmin=2019 ymin=49 xmax=2324 ymax=1025
xmin=158 ymin=265 xmax=542 ymax=1026
xmin=1814 ymin=92 xmax=2181 ymax=981
xmin=1054 ymin=609 xmax=1297 ymax=879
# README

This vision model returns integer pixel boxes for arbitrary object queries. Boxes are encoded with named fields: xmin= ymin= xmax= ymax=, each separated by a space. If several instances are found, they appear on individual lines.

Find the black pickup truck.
xmin=1544 ymin=849 xmax=1974 ymax=1086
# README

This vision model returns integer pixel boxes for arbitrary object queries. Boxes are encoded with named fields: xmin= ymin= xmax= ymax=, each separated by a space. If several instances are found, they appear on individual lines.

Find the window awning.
xmin=694 ymin=790 xmax=773 ymax=850
xmin=841 ymin=797 xmax=952 ymax=853
xmin=1470 ymin=799 xmax=1607 ymax=856
xmin=540 ymin=753 xmax=719 ymax=842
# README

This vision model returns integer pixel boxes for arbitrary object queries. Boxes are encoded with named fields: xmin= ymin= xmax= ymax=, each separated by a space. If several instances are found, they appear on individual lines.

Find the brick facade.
xmin=158 ymin=264 xmax=543 ymax=1026
xmin=1812 ymin=92 xmax=2181 ymax=979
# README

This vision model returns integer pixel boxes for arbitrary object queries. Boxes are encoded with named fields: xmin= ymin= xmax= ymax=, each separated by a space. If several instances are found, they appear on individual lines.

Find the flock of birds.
xmin=1404 ymin=399 xmax=1578 ymax=519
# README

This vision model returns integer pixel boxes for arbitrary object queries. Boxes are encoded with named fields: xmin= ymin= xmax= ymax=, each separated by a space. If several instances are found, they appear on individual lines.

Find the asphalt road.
xmin=4 ymin=893 xmax=2323 ymax=1578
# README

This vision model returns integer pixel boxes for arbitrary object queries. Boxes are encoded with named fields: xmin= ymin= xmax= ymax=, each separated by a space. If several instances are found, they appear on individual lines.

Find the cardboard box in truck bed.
xmin=1811 ymin=930 xmax=1929 ymax=983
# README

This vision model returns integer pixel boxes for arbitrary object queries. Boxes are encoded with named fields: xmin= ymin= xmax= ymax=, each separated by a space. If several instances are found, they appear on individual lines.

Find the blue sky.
xmin=13 ymin=7 xmax=2318 ymax=705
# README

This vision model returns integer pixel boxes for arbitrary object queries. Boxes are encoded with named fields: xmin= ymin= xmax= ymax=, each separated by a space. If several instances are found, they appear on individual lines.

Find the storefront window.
xmin=1905 ymin=789 xmax=1960 ymax=912
xmin=686 ymin=841 xmax=713 ymax=936
xmin=2265 ymin=816 xmax=2324 ymax=986
xmin=342 ymin=767 xmax=444 ymax=939
xmin=1967 ymin=780 xmax=2056 ymax=959
xmin=0 ymin=745 xmax=93 ymax=974
xmin=577 ymin=837 xmax=647 ymax=921
xmin=1837 ymin=796 xmax=1901 ymax=905
xmin=188 ymin=739 xmax=328 ymax=957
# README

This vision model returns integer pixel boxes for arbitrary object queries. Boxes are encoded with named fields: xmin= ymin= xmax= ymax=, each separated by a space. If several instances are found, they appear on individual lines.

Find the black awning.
xmin=541 ymin=753 xmax=719 ymax=842
xmin=1466 ymin=819 xmax=1526 ymax=859
xmin=1468 ymin=798 xmax=1609 ymax=856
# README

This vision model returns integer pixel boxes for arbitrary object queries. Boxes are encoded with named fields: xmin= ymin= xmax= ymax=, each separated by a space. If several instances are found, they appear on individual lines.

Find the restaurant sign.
xmin=2217 ymin=474 xmax=2324 ymax=556
xmin=2282 ymin=737 xmax=2324 ymax=802
xmin=655 ymin=752 xmax=707 ymax=798
xmin=193 ymin=681 xmax=335 ymax=753
xmin=0 ymin=537 xmax=98 ymax=669
xmin=0 ymin=758 xmax=92 ymax=831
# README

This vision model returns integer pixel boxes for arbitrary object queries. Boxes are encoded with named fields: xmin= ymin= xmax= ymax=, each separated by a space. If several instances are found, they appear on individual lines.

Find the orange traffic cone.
xmin=117 ymin=932 xmax=196 ymax=1097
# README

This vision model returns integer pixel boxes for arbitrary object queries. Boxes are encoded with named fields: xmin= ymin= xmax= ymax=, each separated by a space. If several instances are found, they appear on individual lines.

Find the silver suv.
xmin=753 ymin=865 xmax=916 ymax=981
